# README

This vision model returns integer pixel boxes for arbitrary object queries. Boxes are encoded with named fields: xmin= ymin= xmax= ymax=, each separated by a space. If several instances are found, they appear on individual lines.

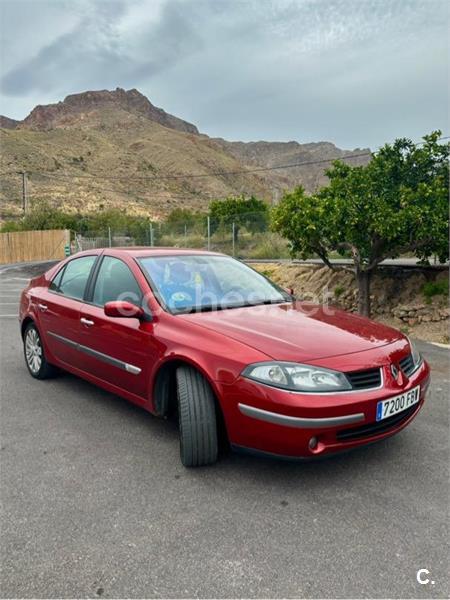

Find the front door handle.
xmin=80 ymin=317 xmax=94 ymax=327
xmin=38 ymin=303 xmax=48 ymax=312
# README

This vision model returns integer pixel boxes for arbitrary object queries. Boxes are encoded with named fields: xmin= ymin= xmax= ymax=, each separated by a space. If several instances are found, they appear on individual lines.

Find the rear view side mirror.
xmin=104 ymin=300 xmax=144 ymax=319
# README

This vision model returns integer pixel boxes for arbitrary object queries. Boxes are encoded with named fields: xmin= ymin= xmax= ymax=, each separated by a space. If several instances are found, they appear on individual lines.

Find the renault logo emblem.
xmin=390 ymin=364 xmax=399 ymax=380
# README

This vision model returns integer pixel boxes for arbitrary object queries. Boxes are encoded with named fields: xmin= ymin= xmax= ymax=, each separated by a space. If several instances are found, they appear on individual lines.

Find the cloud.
xmin=1 ymin=0 xmax=203 ymax=95
xmin=0 ymin=0 xmax=448 ymax=148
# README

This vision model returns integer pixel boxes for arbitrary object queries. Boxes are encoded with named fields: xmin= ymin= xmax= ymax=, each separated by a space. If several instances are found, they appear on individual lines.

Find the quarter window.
xmin=49 ymin=266 xmax=65 ymax=292
xmin=50 ymin=255 xmax=96 ymax=300
xmin=93 ymin=256 xmax=143 ymax=307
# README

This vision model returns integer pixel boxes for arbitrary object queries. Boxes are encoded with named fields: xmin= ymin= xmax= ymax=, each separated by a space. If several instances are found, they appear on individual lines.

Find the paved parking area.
xmin=0 ymin=263 xmax=448 ymax=599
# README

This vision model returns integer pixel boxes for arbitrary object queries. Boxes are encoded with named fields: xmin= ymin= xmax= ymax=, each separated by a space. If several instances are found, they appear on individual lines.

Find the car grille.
xmin=399 ymin=353 xmax=415 ymax=377
xmin=336 ymin=404 xmax=418 ymax=441
xmin=346 ymin=368 xmax=381 ymax=390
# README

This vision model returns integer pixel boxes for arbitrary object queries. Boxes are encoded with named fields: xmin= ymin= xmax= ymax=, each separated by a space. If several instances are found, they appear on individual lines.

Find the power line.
xmin=0 ymin=150 xmax=372 ymax=182
xmin=55 ymin=151 xmax=373 ymax=180
xmin=1 ymin=135 xmax=448 ymax=183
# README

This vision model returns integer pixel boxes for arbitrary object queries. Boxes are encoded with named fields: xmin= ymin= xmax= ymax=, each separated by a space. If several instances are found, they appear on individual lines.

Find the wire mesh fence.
xmin=74 ymin=213 xmax=292 ymax=259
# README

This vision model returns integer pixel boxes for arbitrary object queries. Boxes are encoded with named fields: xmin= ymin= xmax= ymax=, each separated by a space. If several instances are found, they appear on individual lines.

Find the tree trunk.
xmin=356 ymin=270 xmax=372 ymax=317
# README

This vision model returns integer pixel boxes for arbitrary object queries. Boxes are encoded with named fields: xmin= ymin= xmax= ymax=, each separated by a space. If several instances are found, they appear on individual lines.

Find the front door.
xmin=78 ymin=255 xmax=155 ymax=399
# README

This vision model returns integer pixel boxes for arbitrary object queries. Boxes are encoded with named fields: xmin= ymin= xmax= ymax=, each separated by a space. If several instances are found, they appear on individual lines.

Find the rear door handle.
xmin=38 ymin=303 xmax=48 ymax=312
xmin=80 ymin=317 xmax=94 ymax=327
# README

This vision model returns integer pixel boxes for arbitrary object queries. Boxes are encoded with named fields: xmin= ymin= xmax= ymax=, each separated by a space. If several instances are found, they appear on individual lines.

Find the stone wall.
xmin=250 ymin=262 xmax=449 ymax=343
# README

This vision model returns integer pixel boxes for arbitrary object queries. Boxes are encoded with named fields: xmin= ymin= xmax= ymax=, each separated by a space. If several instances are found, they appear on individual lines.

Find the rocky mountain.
xmin=0 ymin=115 xmax=20 ymax=129
xmin=213 ymin=139 xmax=370 ymax=194
xmin=0 ymin=88 xmax=370 ymax=221
xmin=7 ymin=88 xmax=199 ymax=134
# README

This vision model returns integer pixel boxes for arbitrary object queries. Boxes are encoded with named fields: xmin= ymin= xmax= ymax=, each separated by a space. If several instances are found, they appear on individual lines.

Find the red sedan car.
xmin=19 ymin=248 xmax=430 ymax=466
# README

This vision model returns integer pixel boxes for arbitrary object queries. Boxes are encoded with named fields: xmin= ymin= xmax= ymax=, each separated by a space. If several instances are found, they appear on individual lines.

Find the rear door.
xmin=38 ymin=254 xmax=99 ymax=369
xmin=78 ymin=255 xmax=155 ymax=399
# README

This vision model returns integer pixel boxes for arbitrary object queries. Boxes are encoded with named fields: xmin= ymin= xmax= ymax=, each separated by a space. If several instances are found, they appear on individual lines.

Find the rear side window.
xmin=50 ymin=255 xmax=96 ymax=301
xmin=92 ymin=256 xmax=142 ymax=307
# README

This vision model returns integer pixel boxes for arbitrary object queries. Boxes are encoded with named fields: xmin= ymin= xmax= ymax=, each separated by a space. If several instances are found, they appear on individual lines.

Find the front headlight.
xmin=242 ymin=361 xmax=352 ymax=392
xmin=408 ymin=338 xmax=423 ymax=369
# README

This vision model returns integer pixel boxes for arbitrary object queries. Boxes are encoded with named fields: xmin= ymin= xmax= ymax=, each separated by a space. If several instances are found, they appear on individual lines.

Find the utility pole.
xmin=232 ymin=222 xmax=235 ymax=257
xmin=149 ymin=223 xmax=154 ymax=247
xmin=207 ymin=216 xmax=211 ymax=251
xmin=108 ymin=227 xmax=112 ymax=248
xmin=21 ymin=172 xmax=28 ymax=213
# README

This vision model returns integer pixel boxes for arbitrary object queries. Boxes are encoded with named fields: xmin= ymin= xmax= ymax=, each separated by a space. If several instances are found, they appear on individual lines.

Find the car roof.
xmin=70 ymin=247 xmax=226 ymax=259
xmin=112 ymin=247 xmax=225 ymax=258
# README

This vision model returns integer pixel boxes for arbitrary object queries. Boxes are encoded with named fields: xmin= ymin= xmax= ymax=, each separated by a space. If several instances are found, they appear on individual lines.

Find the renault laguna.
xmin=20 ymin=248 xmax=430 ymax=466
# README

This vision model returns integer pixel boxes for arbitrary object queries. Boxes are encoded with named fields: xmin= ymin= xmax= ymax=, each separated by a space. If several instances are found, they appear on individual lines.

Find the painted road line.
xmin=0 ymin=279 xmax=29 ymax=282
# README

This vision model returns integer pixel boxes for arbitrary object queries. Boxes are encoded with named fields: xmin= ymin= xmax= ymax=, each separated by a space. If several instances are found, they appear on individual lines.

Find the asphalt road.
xmin=0 ymin=264 xmax=449 ymax=599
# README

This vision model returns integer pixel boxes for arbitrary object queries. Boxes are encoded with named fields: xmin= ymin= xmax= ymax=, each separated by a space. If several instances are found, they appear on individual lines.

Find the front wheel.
xmin=23 ymin=323 xmax=57 ymax=379
xmin=176 ymin=366 xmax=218 ymax=467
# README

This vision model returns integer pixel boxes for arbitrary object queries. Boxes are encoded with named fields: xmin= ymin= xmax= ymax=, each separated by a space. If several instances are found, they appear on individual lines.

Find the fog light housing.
xmin=309 ymin=436 xmax=318 ymax=450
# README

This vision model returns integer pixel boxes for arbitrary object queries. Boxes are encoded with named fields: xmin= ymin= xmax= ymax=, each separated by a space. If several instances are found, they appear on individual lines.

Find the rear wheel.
xmin=176 ymin=365 xmax=218 ymax=467
xmin=23 ymin=323 xmax=57 ymax=379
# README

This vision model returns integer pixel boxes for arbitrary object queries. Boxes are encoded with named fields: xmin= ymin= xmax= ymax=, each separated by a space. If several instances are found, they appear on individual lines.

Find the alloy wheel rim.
xmin=25 ymin=329 xmax=42 ymax=374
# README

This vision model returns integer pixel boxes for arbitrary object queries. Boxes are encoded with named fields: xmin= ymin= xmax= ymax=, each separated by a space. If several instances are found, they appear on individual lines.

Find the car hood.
xmin=181 ymin=301 xmax=404 ymax=362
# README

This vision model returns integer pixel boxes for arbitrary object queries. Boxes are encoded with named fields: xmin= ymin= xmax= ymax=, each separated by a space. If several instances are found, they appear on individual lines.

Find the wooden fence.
xmin=0 ymin=229 xmax=70 ymax=264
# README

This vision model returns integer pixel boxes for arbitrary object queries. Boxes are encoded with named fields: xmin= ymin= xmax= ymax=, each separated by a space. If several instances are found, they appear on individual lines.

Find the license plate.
xmin=376 ymin=386 xmax=420 ymax=421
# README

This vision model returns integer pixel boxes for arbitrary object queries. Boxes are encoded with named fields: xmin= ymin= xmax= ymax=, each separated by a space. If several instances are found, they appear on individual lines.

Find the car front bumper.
xmin=215 ymin=358 xmax=431 ymax=459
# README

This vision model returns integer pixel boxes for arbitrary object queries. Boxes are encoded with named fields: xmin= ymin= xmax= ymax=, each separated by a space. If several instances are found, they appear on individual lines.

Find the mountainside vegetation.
xmin=0 ymin=87 xmax=368 ymax=223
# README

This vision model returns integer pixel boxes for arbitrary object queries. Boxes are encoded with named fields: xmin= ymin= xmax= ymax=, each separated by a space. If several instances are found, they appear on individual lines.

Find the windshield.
xmin=138 ymin=255 xmax=290 ymax=313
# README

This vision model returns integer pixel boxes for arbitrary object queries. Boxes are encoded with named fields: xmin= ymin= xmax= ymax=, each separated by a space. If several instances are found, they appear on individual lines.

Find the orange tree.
xmin=271 ymin=131 xmax=449 ymax=316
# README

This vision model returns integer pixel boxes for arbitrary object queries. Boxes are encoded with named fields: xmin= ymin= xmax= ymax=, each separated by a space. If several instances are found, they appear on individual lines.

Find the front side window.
xmin=51 ymin=255 xmax=96 ymax=301
xmin=93 ymin=256 xmax=143 ymax=307
xmin=138 ymin=254 xmax=289 ymax=313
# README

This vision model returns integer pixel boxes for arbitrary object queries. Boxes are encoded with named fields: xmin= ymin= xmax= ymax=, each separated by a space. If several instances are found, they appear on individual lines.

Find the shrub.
xmin=422 ymin=279 xmax=449 ymax=299
xmin=334 ymin=285 xmax=345 ymax=298
xmin=247 ymin=232 xmax=290 ymax=259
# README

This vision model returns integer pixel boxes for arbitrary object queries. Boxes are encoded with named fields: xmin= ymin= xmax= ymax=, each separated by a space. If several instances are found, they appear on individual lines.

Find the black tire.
xmin=176 ymin=365 xmax=218 ymax=467
xmin=23 ymin=322 xmax=58 ymax=380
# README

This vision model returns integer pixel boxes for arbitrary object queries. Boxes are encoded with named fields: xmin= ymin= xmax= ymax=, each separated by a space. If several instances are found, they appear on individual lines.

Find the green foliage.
xmin=0 ymin=202 xmax=155 ymax=244
xmin=165 ymin=208 xmax=205 ymax=234
xmin=209 ymin=195 xmax=269 ymax=240
xmin=1 ymin=202 xmax=79 ymax=232
xmin=422 ymin=279 xmax=449 ymax=299
xmin=272 ymin=131 xmax=449 ymax=315
xmin=271 ymin=186 xmax=326 ymax=260
xmin=259 ymin=269 xmax=275 ymax=278
xmin=334 ymin=285 xmax=345 ymax=298
xmin=272 ymin=131 xmax=449 ymax=267
xmin=246 ymin=232 xmax=291 ymax=259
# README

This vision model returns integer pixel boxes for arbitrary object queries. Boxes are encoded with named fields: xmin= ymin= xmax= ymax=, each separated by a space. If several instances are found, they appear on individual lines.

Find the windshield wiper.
xmin=176 ymin=299 xmax=288 ymax=314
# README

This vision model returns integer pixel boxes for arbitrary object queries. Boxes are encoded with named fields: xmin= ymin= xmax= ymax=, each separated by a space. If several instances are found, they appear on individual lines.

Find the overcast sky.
xmin=0 ymin=0 xmax=448 ymax=149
